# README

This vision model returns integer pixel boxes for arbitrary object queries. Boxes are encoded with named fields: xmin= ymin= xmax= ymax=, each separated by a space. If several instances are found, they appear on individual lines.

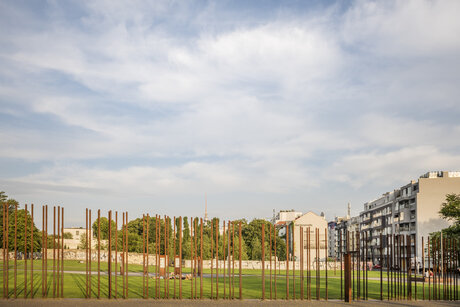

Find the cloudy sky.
xmin=1 ymin=0 xmax=459 ymax=227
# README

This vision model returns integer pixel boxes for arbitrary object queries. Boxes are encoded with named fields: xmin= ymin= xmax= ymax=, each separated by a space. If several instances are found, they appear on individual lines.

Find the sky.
xmin=1 ymin=0 xmax=460 ymax=227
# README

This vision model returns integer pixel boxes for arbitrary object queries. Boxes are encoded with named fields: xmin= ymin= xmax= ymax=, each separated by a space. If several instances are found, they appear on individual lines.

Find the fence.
xmin=0 ymin=204 xmax=459 ymax=301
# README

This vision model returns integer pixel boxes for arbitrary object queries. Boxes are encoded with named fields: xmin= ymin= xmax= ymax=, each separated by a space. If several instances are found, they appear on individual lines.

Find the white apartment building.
xmin=359 ymin=171 xmax=460 ymax=265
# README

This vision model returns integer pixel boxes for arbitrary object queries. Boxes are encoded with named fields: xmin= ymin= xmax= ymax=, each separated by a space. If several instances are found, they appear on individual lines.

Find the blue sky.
xmin=1 ymin=0 xmax=460 ymax=227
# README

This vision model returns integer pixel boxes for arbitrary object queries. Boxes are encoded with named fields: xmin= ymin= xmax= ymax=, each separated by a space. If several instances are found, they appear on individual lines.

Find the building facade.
xmin=359 ymin=171 xmax=460 ymax=266
xmin=289 ymin=211 xmax=328 ymax=263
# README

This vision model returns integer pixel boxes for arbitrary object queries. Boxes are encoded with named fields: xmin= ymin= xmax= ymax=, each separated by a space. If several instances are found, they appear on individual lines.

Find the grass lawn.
xmin=1 ymin=260 xmax=451 ymax=300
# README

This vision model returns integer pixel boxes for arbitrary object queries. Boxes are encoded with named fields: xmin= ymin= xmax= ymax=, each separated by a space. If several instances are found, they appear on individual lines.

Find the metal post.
xmin=262 ymin=223 xmax=265 ymax=300
xmin=173 ymin=216 xmax=176 ymax=299
xmin=222 ymin=220 xmax=225 ymax=299
xmin=344 ymin=253 xmax=351 ymax=302
xmin=286 ymin=223 xmax=289 ymax=300
xmin=179 ymin=216 xmax=182 ymax=299
xmin=239 ymin=221 xmax=242 ymax=300
xmin=115 ymin=212 xmax=117 ymax=298
xmin=298 ymin=226 xmax=304 ymax=300
xmin=61 ymin=207 xmax=64 ymax=298
xmin=142 ymin=215 xmax=145 ymax=298
xmin=146 ymin=214 xmax=149 ymax=299
xmin=88 ymin=209 xmax=91 ymax=298
xmin=53 ymin=206 xmax=56 ymax=298
xmin=200 ymin=218 xmax=203 ymax=299
xmin=122 ymin=213 xmax=125 ymax=299
xmin=125 ymin=211 xmax=128 ymax=299
xmin=24 ymin=204 xmax=28 ymax=299
xmin=211 ymin=219 xmax=213 ymax=299
xmin=216 ymin=218 xmax=219 ymax=300
xmin=14 ymin=204 xmax=17 ymax=298
xmin=274 ymin=224 xmax=277 ymax=300
xmin=270 ymin=224 xmax=273 ymax=300
xmin=108 ymin=210 xmax=112 ymax=299
xmin=325 ymin=227 xmax=328 ymax=300
xmin=380 ymin=233 xmax=383 ymax=300
xmin=232 ymin=221 xmax=235 ymax=300
xmin=316 ymin=228 xmax=319 ymax=300
xmin=97 ymin=209 xmax=100 ymax=299
xmin=31 ymin=204 xmax=34 ymax=298
xmin=227 ymin=220 xmax=230 ymax=300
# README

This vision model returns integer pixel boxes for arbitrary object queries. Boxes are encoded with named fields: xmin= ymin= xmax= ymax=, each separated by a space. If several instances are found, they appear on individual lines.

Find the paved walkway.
xmin=0 ymin=299 xmax=458 ymax=307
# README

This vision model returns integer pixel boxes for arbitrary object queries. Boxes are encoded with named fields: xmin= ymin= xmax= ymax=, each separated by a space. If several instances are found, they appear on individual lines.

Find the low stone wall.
xmin=1 ymin=248 xmax=344 ymax=270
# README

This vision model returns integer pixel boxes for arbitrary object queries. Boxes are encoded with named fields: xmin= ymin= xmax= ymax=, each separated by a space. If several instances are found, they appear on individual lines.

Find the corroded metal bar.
xmin=86 ymin=209 xmax=88 ymax=298
xmin=300 ymin=226 xmax=303 ymax=300
xmin=200 ymin=218 xmax=203 ymax=299
xmin=45 ymin=205 xmax=48 ymax=297
xmin=31 ymin=204 xmax=34 ymax=299
xmin=88 ymin=209 xmax=91 ymax=298
xmin=2 ymin=202 xmax=5 ymax=299
xmin=97 ymin=209 xmax=101 ymax=299
xmin=125 ymin=211 xmax=128 ymax=299
xmin=146 ymin=214 xmax=149 ymax=299
xmin=108 ymin=210 xmax=112 ymax=299
xmin=292 ymin=224 xmax=295 ymax=301
xmin=271 ymin=224 xmax=273 ymax=300
xmin=211 ymin=219 xmax=213 ymax=299
xmin=14 ymin=204 xmax=17 ymax=298
xmin=179 ymin=216 xmax=182 ymax=299
xmin=223 ymin=220 xmax=226 ymax=299
xmin=53 ymin=206 xmax=56 ymax=298
xmin=286 ymin=223 xmax=289 ymax=300
xmin=261 ymin=222 xmax=265 ymax=300
xmin=122 ymin=212 xmax=125 ymax=299
xmin=274 ymin=224 xmax=277 ymax=300
xmin=61 ymin=207 xmax=64 ymax=298
xmin=194 ymin=218 xmax=198 ymax=299
xmin=316 ymin=228 xmax=319 ymax=300
xmin=216 ymin=218 xmax=219 ymax=300
xmin=340 ymin=229 xmax=342 ymax=301
xmin=232 ymin=221 xmax=235 ymax=300
xmin=191 ymin=217 xmax=194 ymax=299
xmin=56 ymin=206 xmax=60 ymax=298
xmin=165 ymin=215 xmax=168 ymax=299
xmin=173 ymin=216 xmax=176 ymax=299
xmin=142 ymin=215 xmax=146 ymax=298
xmin=115 ymin=212 xmax=117 ymax=298
xmin=24 ymin=204 xmax=28 ymax=299
xmin=239 ymin=221 xmax=242 ymax=300
xmin=308 ymin=227 xmax=311 ymax=300
xmin=42 ymin=206 xmax=44 ymax=298
xmin=325 ymin=227 xmax=328 ymax=300
xmin=380 ymin=232 xmax=383 ymax=300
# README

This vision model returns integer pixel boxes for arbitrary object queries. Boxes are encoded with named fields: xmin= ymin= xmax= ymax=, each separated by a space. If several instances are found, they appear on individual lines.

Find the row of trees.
xmin=86 ymin=215 xmax=287 ymax=261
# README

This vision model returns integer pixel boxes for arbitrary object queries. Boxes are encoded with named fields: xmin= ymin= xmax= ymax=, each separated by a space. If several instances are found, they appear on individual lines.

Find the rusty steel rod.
xmin=223 ymin=220 xmax=226 ymax=299
xmin=108 ymin=210 xmax=112 ymax=299
xmin=53 ymin=206 xmax=56 ymax=298
xmin=173 ymin=216 xmax=176 ymax=299
xmin=56 ymin=206 xmax=60 ymax=298
xmin=286 ymin=223 xmax=289 ymax=300
xmin=61 ymin=207 xmax=64 ymax=298
xmin=232 ymin=221 xmax=235 ymax=300
xmin=292 ymin=225 xmax=295 ymax=301
xmin=42 ymin=206 xmax=45 ymax=298
xmin=86 ymin=209 xmax=88 ymax=298
xmin=147 ymin=214 xmax=150 ymax=299
xmin=325 ymin=227 xmax=328 ymax=300
xmin=24 ymin=204 xmax=28 ymax=299
xmin=179 ymin=216 xmax=182 ymax=299
xmin=14 ymin=204 xmax=17 ymax=298
xmin=308 ymin=227 xmax=311 ymax=300
xmin=270 ymin=224 xmax=273 ymax=300
xmin=125 ymin=211 xmax=128 ymax=299
xmin=142 ymin=215 xmax=145 ymax=298
xmin=2 ymin=202 xmax=5 ymax=299
xmin=316 ymin=228 xmax=320 ymax=300
xmin=300 ymin=226 xmax=303 ymax=300
xmin=195 ymin=218 xmax=198 ymax=299
xmin=88 ymin=209 xmax=92 ymax=298
xmin=200 ymin=218 xmax=203 ymax=299
xmin=239 ymin=221 xmax=242 ymax=300
xmin=262 ymin=222 xmax=265 ymax=300
xmin=165 ymin=215 xmax=168 ymax=299
xmin=216 ymin=218 xmax=219 ymax=300
xmin=274 ymin=224 xmax=277 ymax=300
xmin=30 ymin=204 xmax=34 ymax=299
xmin=122 ymin=213 xmax=125 ymax=299
xmin=191 ymin=217 xmax=194 ymax=299
xmin=97 ymin=209 xmax=101 ymax=299
xmin=211 ymin=219 xmax=213 ymax=299
xmin=115 ymin=212 xmax=117 ymax=298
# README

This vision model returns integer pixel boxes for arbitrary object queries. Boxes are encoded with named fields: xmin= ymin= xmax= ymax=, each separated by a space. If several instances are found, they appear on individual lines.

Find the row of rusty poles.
xmin=2 ymin=204 xmax=63 ymax=299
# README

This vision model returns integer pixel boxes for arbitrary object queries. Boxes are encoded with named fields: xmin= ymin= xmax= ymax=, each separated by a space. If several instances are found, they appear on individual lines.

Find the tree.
xmin=431 ymin=193 xmax=460 ymax=239
xmin=92 ymin=216 xmax=117 ymax=240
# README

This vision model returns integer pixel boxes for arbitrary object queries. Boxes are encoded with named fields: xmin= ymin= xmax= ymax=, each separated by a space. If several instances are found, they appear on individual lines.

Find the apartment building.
xmin=359 ymin=171 xmax=460 ymax=266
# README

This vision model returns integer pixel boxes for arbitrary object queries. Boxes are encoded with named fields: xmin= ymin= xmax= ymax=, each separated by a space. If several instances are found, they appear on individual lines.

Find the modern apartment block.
xmin=359 ymin=171 xmax=460 ymax=266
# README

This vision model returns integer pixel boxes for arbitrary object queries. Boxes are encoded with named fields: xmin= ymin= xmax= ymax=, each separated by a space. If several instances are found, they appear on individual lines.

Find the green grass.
xmin=1 ymin=261 xmax=456 ymax=300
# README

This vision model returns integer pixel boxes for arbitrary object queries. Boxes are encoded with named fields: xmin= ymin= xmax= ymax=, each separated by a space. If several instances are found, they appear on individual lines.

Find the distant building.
xmin=288 ymin=211 xmax=328 ymax=262
xmin=359 ymin=171 xmax=460 ymax=266
xmin=327 ymin=220 xmax=337 ymax=258
xmin=63 ymin=227 xmax=98 ymax=249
